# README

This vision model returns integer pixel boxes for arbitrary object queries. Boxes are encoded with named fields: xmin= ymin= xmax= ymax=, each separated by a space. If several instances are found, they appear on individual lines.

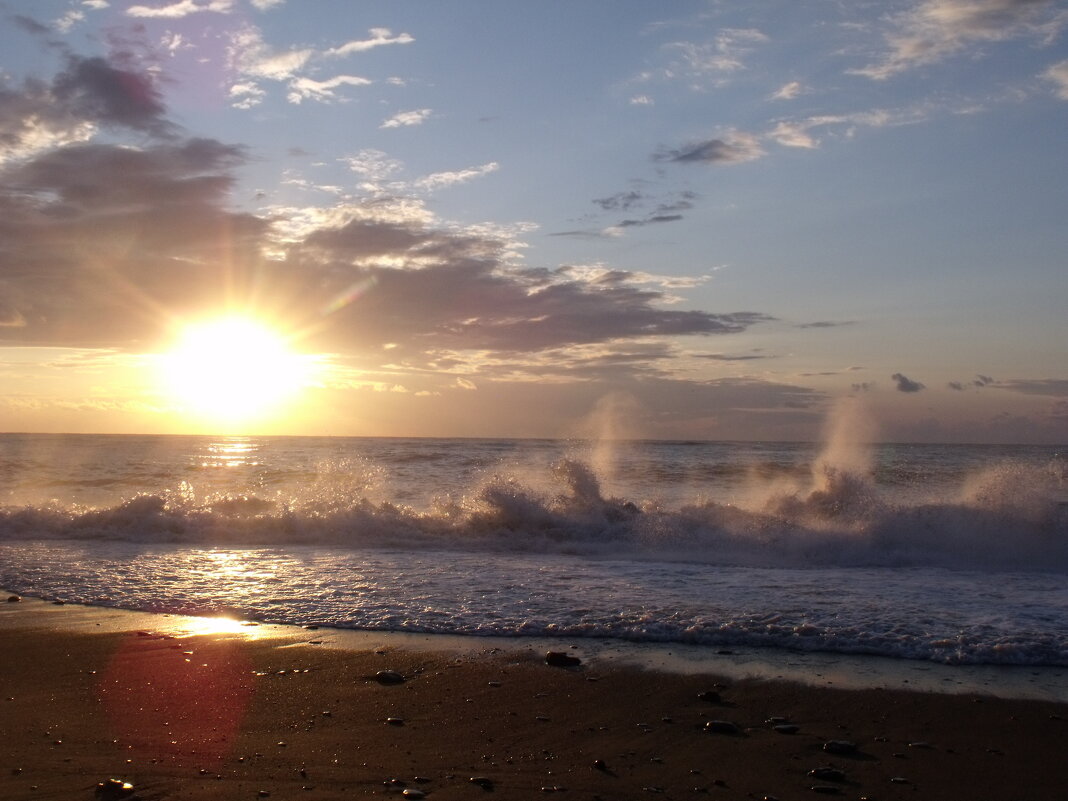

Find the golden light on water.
xmin=159 ymin=316 xmax=319 ymax=426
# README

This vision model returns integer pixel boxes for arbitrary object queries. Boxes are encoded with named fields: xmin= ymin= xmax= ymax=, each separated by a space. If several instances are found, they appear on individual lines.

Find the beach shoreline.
xmin=3 ymin=595 xmax=1068 ymax=800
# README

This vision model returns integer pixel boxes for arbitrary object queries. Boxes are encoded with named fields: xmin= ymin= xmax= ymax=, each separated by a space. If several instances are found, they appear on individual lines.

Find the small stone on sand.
xmin=705 ymin=720 xmax=741 ymax=734
xmin=375 ymin=670 xmax=406 ymax=685
xmin=545 ymin=651 xmax=581 ymax=667
xmin=822 ymin=740 xmax=857 ymax=755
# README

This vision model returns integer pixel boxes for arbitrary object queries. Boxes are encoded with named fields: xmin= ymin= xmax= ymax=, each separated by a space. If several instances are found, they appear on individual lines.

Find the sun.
xmin=160 ymin=316 xmax=316 ymax=425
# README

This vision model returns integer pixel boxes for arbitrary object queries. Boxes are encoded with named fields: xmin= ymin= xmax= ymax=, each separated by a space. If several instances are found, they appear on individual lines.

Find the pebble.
xmin=697 ymin=690 xmax=721 ymax=703
xmin=375 ymin=670 xmax=406 ymax=685
xmin=401 ymin=790 xmax=425 ymax=798
xmin=94 ymin=779 xmax=135 ymax=799
xmin=773 ymin=724 xmax=800 ymax=734
xmin=593 ymin=759 xmax=607 ymax=771
xmin=386 ymin=717 xmax=405 ymax=726
xmin=822 ymin=740 xmax=857 ymax=755
xmin=469 ymin=776 xmax=494 ymax=789
xmin=704 ymin=720 xmax=741 ymax=735
xmin=6 ymin=595 xmax=21 ymax=603
xmin=809 ymin=767 xmax=846 ymax=782
xmin=545 ymin=651 xmax=581 ymax=667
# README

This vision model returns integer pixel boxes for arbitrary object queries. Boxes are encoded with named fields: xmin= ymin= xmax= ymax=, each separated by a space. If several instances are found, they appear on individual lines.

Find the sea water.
xmin=0 ymin=433 xmax=1065 ymax=667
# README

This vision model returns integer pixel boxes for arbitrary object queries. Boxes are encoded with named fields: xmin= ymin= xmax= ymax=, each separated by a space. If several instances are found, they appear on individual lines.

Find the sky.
xmin=0 ymin=0 xmax=1066 ymax=442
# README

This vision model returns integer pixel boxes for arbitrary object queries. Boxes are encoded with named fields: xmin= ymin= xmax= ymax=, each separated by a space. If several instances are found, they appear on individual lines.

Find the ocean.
xmin=1 ymin=432 xmax=1066 ymax=667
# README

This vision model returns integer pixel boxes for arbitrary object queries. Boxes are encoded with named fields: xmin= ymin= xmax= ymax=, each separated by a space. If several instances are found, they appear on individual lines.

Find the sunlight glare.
xmin=161 ymin=317 xmax=316 ymax=424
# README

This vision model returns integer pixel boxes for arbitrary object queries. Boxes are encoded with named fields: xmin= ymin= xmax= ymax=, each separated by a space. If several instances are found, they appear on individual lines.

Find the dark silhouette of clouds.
xmin=891 ymin=372 xmax=925 ymax=393
xmin=654 ymin=135 xmax=763 ymax=165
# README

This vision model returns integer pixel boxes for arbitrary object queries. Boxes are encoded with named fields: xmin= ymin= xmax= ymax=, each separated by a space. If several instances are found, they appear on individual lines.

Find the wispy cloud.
xmin=664 ymin=28 xmax=769 ymax=87
xmin=770 ymin=80 xmax=804 ymax=100
xmin=854 ymin=0 xmax=1067 ymax=80
xmin=287 ymin=75 xmax=372 ymax=104
xmin=413 ymin=162 xmax=499 ymax=191
xmin=380 ymin=109 xmax=432 ymax=129
xmin=128 ymin=0 xmax=233 ymax=19
xmin=226 ymin=25 xmax=412 ymax=108
xmin=1043 ymin=59 xmax=1068 ymax=99
xmin=324 ymin=28 xmax=414 ymax=58
xmin=996 ymin=378 xmax=1068 ymax=396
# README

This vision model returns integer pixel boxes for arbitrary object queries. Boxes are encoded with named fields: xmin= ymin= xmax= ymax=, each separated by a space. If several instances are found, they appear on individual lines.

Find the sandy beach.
xmin=2 ymin=597 xmax=1067 ymax=801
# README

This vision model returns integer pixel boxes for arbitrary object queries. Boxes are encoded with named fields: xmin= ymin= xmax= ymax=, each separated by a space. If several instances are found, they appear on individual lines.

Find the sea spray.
xmin=1 ymin=432 xmax=1067 ymax=665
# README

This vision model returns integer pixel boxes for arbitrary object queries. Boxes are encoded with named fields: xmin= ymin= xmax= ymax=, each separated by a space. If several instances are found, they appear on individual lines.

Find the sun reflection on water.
xmin=198 ymin=438 xmax=262 ymax=468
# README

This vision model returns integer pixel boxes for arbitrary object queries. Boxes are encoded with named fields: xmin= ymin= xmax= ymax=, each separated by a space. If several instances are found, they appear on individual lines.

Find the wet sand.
xmin=2 ymin=598 xmax=1067 ymax=800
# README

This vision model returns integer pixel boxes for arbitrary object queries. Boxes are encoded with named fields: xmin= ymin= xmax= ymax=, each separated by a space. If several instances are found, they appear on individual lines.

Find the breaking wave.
xmin=2 ymin=454 xmax=1066 ymax=572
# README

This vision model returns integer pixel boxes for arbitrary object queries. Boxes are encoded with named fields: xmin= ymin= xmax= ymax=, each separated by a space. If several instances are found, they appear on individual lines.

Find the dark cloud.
xmin=0 ymin=54 xmax=174 ymax=162
xmin=851 ymin=382 xmax=873 ymax=392
xmin=995 ymin=379 xmax=1068 ymax=397
xmin=10 ymin=14 xmax=51 ymax=36
xmin=797 ymin=320 xmax=855 ymax=329
xmin=593 ymin=190 xmax=644 ymax=211
xmin=891 ymin=372 xmax=926 ymax=393
xmin=655 ymin=191 xmax=698 ymax=213
xmin=974 ymin=374 xmax=995 ymax=386
xmin=695 ymin=352 xmax=767 ymax=361
xmin=617 ymin=214 xmax=684 ymax=228
xmin=52 ymin=56 xmax=172 ymax=136
xmin=654 ymin=135 xmax=763 ymax=165
xmin=948 ymin=381 xmax=964 ymax=391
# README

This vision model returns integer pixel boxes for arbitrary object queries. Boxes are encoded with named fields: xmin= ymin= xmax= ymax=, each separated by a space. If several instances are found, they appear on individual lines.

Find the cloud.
xmin=695 ymin=352 xmax=768 ymax=362
xmin=1 ymin=55 xmax=172 ymax=164
xmin=380 ymin=109 xmax=433 ymax=129
xmin=228 ymin=24 xmax=313 ymax=81
xmin=342 ymin=149 xmax=404 ymax=182
xmin=630 ymin=95 xmax=654 ymax=105
xmin=412 ymin=162 xmax=499 ymax=192
xmin=891 ymin=372 xmax=926 ymax=393
xmin=593 ymin=190 xmax=645 ymax=212
xmin=55 ymin=9 xmax=86 ymax=33
xmin=250 ymin=0 xmax=284 ymax=9
xmin=229 ymin=81 xmax=266 ymax=109
xmin=770 ymin=81 xmax=804 ymax=100
xmin=854 ymin=0 xmax=1067 ymax=80
xmin=127 ymin=0 xmax=234 ymax=19
xmin=224 ymin=23 xmax=413 ymax=108
xmin=797 ymin=320 xmax=855 ymax=329
xmin=948 ymin=381 xmax=965 ymax=390
xmin=610 ymin=215 xmax=684 ymax=232
xmin=287 ymin=75 xmax=372 ymax=104
xmin=324 ymin=28 xmax=414 ymax=58
xmin=996 ymin=378 xmax=1068 ymax=396
xmin=1043 ymin=59 xmax=1068 ymax=99
xmin=663 ymin=28 xmax=769 ymax=86
xmin=654 ymin=131 xmax=765 ymax=165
